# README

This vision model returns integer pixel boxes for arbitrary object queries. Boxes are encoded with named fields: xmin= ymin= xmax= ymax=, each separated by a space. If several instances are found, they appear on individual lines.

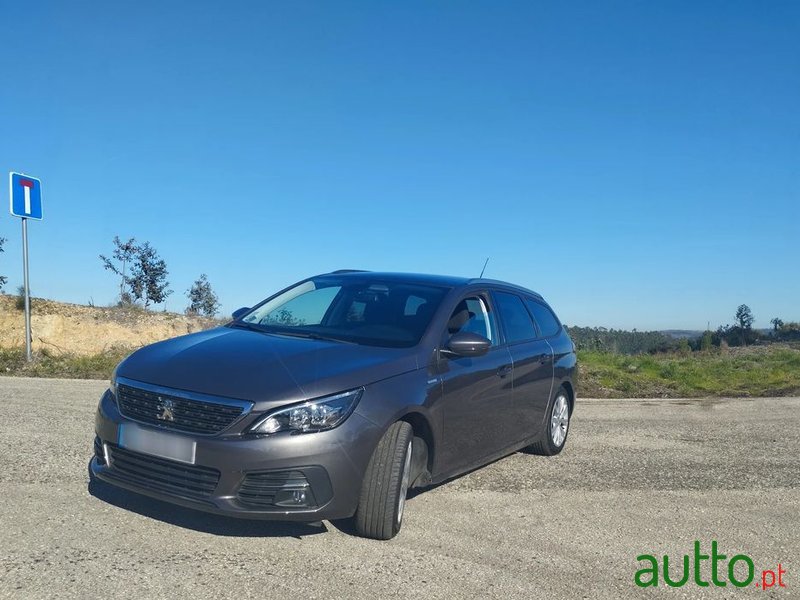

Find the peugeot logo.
xmin=156 ymin=397 xmax=175 ymax=422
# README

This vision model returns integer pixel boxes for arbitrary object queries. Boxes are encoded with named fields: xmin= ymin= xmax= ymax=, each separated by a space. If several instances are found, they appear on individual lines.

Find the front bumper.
xmin=92 ymin=389 xmax=382 ymax=521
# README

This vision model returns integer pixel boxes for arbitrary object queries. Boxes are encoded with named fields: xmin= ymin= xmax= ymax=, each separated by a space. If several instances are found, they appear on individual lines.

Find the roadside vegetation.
xmin=579 ymin=344 xmax=800 ymax=398
xmin=0 ymin=289 xmax=798 ymax=398
xmin=185 ymin=273 xmax=221 ymax=317
xmin=569 ymin=304 xmax=800 ymax=354
xmin=0 ymin=237 xmax=7 ymax=291
xmin=100 ymin=236 xmax=173 ymax=307
xmin=98 ymin=236 xmax=221 ymax=317
xmin=0 ymin=346 xmax=132 ymax=380
xmin=2 ymin=343 xmax=798 ymax=397
xmin=569 ymin=303 xmax=800 ymax=396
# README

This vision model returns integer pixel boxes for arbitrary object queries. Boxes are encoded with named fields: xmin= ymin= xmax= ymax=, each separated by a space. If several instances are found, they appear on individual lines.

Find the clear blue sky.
xmin=1 ymin=1 xmax=797 ymax=330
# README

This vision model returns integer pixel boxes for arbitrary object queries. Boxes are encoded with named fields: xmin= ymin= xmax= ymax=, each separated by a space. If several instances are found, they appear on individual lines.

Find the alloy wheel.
xmin=550 ymin=394 xmax=569 ymax=447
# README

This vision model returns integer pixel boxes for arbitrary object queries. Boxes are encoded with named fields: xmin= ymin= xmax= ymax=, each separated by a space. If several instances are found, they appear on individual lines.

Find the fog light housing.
xmin=274 ymin=487 xmax=316 ymax=508
xmin=93 ymin=436 xmax=106 ymax=465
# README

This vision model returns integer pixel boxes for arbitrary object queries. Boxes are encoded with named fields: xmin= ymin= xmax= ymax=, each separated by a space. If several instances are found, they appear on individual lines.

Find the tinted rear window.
xmin=493 ymin=292 xmax=537 ymax=343
xmin=525 ymin=299 xmax=561 ymax=337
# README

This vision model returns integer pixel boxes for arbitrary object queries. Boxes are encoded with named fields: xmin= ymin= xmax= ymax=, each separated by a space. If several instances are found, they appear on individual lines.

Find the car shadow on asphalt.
xmin=86 ymin=461 xmax=328 ymax=539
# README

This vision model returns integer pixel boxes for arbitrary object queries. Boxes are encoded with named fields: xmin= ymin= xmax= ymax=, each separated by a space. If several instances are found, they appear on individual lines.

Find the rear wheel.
xmin=525 ymin=387 xmax=571 ymax=456
xmin=354 ymin=421 xmax=414 ymax=540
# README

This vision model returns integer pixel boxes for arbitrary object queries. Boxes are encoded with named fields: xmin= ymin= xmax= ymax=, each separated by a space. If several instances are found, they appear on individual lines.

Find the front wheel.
xmin=353 ymin=421 xmax=414 ymax=540
xmin=525 ymin=387 xmax=571 ymax=456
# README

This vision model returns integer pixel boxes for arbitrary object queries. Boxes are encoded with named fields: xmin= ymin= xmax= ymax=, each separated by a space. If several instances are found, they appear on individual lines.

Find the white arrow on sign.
xmin=20 ymin=179 xmax=33 ymax=214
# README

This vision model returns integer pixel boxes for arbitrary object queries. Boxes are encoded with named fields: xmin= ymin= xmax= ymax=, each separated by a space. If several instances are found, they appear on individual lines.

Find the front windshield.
xmin=237 ymin=278 xmax=449 ymax=348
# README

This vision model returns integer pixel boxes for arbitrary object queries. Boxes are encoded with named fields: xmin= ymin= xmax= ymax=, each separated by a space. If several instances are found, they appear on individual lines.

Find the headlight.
xmin=249 ymin=388 xmax=363 ymax=435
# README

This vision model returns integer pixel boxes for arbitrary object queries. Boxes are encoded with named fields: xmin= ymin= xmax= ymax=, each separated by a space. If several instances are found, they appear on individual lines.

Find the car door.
xmin=434 ymin=293 xmax=515 ymax=474
xmin=492 ymin=291 xmax=554 ymax=443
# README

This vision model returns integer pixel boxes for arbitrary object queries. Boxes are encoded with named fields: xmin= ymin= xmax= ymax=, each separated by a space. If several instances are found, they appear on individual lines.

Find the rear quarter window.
xmin=525 ymin=298 xmax=561 ymax=338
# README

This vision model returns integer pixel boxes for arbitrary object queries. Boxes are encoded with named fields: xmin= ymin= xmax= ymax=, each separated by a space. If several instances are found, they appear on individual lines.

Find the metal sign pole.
xmin=9 ymin=172 xmax=41 ymax=360
xmin=21 ymin=217 xmax=32 ymax=361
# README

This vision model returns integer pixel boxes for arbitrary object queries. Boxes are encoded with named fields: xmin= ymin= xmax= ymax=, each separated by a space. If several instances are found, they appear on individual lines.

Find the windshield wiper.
xmin=271 ymin=330 xmax=355 ymax=344
xmin=228 ymin=322 xmax=354 ymax=344
xmin=228 ymin=321 xmax=267 ymax=332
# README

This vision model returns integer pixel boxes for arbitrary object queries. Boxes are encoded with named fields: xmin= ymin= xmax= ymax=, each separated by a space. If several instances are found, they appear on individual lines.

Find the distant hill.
xmin=660 ymin=330 xmax=703 ymax=339
xmin=661 ymin=329 xmax=774 ymax=339
xmin=566 ymin=325 xmax=680 ymax=354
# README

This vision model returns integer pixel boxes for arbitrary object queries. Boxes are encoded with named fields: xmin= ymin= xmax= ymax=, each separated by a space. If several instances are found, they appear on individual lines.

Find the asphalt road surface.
xmin=0 ymin=377 xmax=797 ymax=599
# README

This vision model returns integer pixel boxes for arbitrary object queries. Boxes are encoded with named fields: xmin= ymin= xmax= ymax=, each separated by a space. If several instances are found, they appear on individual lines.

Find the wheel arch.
xmin=398 ymin=411 xmax=435 ymax=487
xmin=560 ymin=380 xmax=576 ymax=415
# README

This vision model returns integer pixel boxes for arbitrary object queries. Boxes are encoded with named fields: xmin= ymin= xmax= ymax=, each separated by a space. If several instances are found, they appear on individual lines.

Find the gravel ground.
xmin=0 ymin=377 xmax=797 ymax=599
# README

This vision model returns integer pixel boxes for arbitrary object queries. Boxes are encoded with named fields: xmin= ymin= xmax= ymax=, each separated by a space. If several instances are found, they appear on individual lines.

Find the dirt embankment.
xmin=0 ymin=294 xmax=220 ymax=355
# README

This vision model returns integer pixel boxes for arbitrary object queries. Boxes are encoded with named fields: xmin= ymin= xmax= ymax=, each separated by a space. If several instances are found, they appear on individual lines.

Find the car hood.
xmin=117 ymin=327 xmax=418 ymax=407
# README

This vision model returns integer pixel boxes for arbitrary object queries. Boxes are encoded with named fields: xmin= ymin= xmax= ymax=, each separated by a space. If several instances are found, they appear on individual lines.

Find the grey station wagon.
xmin=92 ymin=271 xmax=577 ymax=539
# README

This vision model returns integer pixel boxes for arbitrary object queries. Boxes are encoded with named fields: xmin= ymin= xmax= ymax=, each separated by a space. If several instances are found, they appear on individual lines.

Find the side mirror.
xmin=232 ymin=307 xmax=250 ymax=320
xmin=442 ymin=331 xmax=491 ymax=358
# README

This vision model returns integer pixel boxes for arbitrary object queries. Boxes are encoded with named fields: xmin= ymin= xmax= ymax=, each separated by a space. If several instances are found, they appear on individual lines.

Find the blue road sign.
xmin=9 ymin=172 xmax=43 ymax=220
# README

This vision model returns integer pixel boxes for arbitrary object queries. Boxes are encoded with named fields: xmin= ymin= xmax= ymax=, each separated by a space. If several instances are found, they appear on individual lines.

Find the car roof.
xmin=314 ymin=270 xmax=544 ymax=300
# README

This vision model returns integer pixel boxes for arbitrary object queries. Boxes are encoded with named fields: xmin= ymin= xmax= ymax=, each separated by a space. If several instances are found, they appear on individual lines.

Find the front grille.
xmin=237 ymin=470 xmax=315 ymax=508
xmin=107 ymin=445 xmax=220 ymax=498
xmin=117 ymin=384 xmax=245 ymax=434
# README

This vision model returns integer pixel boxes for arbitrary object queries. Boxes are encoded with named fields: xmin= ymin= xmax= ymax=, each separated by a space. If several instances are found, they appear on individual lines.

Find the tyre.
xmin=354 ymin=421 xmax=414 ymax=540
xmin=525 ymin=386 xmax=571 ymax=456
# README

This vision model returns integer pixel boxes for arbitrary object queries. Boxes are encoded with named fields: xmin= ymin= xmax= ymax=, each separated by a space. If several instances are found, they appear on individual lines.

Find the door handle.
xmin=496 ymin=364 xmax=512 ymax=378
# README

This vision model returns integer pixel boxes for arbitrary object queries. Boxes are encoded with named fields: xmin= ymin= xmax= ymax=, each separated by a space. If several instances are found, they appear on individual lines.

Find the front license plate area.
xmin=118 ymin=423 xmax=196 ymax=464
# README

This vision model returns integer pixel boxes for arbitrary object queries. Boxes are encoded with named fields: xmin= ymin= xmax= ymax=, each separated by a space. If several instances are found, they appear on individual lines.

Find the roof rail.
xmin=329 ymin=269 xmax=369 ymax=274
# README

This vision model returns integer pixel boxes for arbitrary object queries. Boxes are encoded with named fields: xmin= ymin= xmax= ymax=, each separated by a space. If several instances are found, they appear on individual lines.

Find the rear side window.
xmin=525 ymin=299 xmax=561 ymax=338
xmin=493 ymin=292 xmax=537 ymax=343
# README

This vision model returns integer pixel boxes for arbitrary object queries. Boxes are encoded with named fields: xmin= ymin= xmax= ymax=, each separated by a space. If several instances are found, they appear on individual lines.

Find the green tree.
xmin=0 ymin=237 xmax=7 ymax=291
xmin=100 ymin=236 xmax=138 ymax=304
xmin=771 ymin=317 xmax=784 ymax=332
xmin=776 ymin=321 xmax=800 ymax=341
xmin=186 ymin=274 xmax=220 ymax=317
xmin=128 ymin=242 xmax=172 ymax=307
xmin=734 ymin=304 xmax=755 ymax=346
xmin=735 ymin=304 xmax=755 ymax=330
xmin=700 ymin=330 xmax=713 ymax=351
xmin=100 ymin=237 xmax=171 ymax=307
xmin=15 ymin=285 xmax=26 ymax=310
